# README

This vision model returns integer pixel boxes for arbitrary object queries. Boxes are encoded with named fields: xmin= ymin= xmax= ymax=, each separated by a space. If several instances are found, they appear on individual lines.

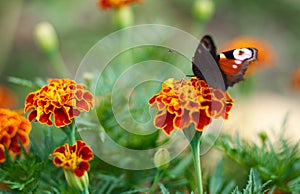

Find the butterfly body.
xmin=192 ymin=35 xmax=258 ymax=89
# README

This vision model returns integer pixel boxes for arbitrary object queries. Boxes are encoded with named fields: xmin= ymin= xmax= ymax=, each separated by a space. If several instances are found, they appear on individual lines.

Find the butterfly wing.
xmin=217 ymin=48 xmax=258 ymax=87
xmin=192 ymin=35 xmax=218 ymax=80
xmin=192 ymin=35 xmax=258 ymax=89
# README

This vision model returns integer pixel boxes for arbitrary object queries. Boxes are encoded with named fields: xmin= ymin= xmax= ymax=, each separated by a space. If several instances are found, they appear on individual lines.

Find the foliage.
xmin=231 ymin=169 xmax=269 ymax=194
xmin=210 ymin=131 xmax=300 ymax=193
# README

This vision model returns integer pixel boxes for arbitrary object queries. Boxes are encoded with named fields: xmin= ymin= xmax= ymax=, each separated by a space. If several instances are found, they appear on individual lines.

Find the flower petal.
xmin=50 ymin=140 xmax=94 ymax=177
xmin=148 ymin=77 xmax=233 ymax=135
xmin=24 ymin=79 xmax=94 ymax=128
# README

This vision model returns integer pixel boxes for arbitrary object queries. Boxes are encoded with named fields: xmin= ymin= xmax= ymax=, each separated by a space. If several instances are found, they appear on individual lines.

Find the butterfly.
xmin=192 ymin=35 xmax=258 ymax=89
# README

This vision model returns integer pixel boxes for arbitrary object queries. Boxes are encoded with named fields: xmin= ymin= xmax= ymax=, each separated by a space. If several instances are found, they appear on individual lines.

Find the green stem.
xmin=149 ymin=169 xmax=163 ymax=194
xmin=190 ymin=131 xmax=203 ymax=194
xmin=47 ymin=50 xmax=70 ymax=78
xmin=62 ymin=122 xmax=76 ymax=145
xmin=82 ymin=187 xmax=89 ymax=194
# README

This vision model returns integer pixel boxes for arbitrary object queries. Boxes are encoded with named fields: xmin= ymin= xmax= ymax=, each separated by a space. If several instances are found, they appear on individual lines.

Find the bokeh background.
xmin=1 ymin=0 xmax=300 ymax=141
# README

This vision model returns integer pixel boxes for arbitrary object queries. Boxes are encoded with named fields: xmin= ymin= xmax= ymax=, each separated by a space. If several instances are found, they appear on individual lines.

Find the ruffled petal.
xmin=0 ymin=108 xmax=31 ymax=163
xmin=24 ymin=79 xmax=94 ymax=128
xmin=148 ymin=77 xmax=234 ymax=135
xmin=50 ymin=140 xmax=93 ymax=177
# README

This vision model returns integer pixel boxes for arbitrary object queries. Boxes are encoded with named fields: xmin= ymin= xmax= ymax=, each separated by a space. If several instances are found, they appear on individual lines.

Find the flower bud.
xmin=113 ymin=6 xmax=134 ymax=28
xmin=33 ymin=21 xmax=59 ymax=54
xmin=193 ymin=0 xmax=215 ymax=23
xmin=154 ymin=148 xmax=170 ymax=170
xmin=259 ymin=132 xmax=268 ymax=144
xmin=83 ymin=72 xmax=94 ymax=88
xmin=64 ymin=170 xmax=89 ymax=192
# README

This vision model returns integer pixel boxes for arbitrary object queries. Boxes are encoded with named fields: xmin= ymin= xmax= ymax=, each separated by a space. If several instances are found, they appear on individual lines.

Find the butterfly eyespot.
xmin=233 ymin=48 xmax=253 ymax=61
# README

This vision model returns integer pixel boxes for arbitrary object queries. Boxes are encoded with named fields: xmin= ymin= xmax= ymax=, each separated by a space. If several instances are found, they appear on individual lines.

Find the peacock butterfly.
xmin=192 ymin=35 xmax=258 ymax=89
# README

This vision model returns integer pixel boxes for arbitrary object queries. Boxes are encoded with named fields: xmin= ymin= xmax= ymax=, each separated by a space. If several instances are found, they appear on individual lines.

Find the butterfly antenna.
xmin=186 ymin=74 xmax=195 ymax=77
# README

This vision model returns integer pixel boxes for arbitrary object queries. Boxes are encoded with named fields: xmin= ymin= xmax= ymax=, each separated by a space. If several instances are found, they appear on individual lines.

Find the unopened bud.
xmin=64 ymin=170 xmax=89 ymax=192
xmin=154 ymin=148 xmax=170 ymax=170
xmin=259 ymin=132 xmax=268 ymax=144
xmin=193 ymin=0 xmax=215 ymax=22
xmin=34 ymin=21 xmax=58 ymax=54
xmin=83 ymin=72 xmax=94 ymax=88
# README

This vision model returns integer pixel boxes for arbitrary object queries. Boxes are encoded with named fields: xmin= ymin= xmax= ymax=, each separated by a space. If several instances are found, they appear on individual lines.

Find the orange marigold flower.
xmin=24 ymin=79 xmax=94 ymax=128
xmin=0 ymin=108 xmax=31 ymax=163
xmin=148 ymin=78 xmax=234 ymax=135
xmin=291 ymin=66 xmax=300 ymax=90
xmin=50 ymin=140 xmax=94 ymax=177
xmin=221 ymin=36 xmax=276 ymax=74
xmin=98 ymin=0 xmax=141 ymax=9
xmin=0 ymin=85 xmax=18 ymax=109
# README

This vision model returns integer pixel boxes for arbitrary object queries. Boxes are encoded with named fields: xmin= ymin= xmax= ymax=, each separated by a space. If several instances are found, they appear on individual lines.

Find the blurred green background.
xmin=1 ymin=1 xmax=300 ymax=193
xmin=1 ymin=0 xmax=300 ymax=139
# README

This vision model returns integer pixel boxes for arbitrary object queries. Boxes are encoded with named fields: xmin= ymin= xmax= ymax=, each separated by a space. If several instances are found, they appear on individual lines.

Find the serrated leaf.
xmin=231 ymin=169 xmax=269 ymax=194
xmin=208 ymin=159 xmax=235 ymax=194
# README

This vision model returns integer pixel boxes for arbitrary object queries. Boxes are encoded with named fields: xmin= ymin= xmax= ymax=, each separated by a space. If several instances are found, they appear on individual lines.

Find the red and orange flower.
xmin=98 ymin=0 xmax=141 ymax=9
xmin=50 ymin=140 xmax=94 ymax=177
xmin=0 ymin=108 xmax=31 ymax=163
xmin=0 ymin=85 xmax=18 ymax=109
xmin=24 ymin=79 xmax=94 ymax=128
xmin=291 ymin=66 xmax=300 ymax=90
xmin=149 ymin=78 xmax=234 ymax=135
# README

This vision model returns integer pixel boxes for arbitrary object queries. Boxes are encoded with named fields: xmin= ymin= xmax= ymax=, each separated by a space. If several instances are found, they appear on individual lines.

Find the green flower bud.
xmin=33 ymin=21 xmax=58 ymax=54
xmin=259 ymin=132 xmax=268 ymax=144
xmin=154 ymin=148 xmax=170 ymax=170
xmin=64 ymin=170 xmax=89 ymax=193
xmin=113 ymin=6 xmax=134 ymax=29
xmin=83 ymin=72 xmax=94 ymax=88
xmin=193 ymin=0 xmax=215 ymax=22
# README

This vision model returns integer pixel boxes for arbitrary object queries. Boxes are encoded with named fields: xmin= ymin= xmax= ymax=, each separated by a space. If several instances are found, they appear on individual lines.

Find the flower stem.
xmin=149 ymin=169 xmax=163 ymax=194
xmin=190 ymin=131 xmax=203 ymax=194
xmin=63 ymin=122 xmax=76 ymax=145
xmin=47 ymin=50 xmax=70 ymax=78
xmin=82 ymin=187 xmax=89 ymax=194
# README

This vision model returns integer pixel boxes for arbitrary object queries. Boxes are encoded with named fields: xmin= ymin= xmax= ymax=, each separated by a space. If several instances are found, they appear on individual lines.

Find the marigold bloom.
xmin=0 ymin=85 xmax=18 ymax=109
xmin=149 ymin=78 xmax=234 ymax=135
xmin=221 ymin=36 xmax=276 ymax=74
xmin=24 ymin=79 xmax=94 ymax=128
xmin=98 ymin=0 xmax=141 ymax=9
xmin=50 ymin=140 xmax=94 ymax=177
xmin=0 ymin=108 xmax=31 ymax=163
xmin=291 ymin=66 xmax=300 ymax=90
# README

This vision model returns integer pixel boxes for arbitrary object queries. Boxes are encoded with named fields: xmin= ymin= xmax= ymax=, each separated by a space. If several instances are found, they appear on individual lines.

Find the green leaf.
xmin=208 ymin=159 xmax=235 ymax=194
xmin=214 ymin=130 xmax=300 ymax=192
xmin=120 ymin=188 xmax=149 ymax=194
xmin=168 ymin=153 xmax=193 ymax=179
xmin=287 ymin=176 xmax=300 ymax=193
xmin=159 ymin=183 xmax=170 ymax=194
xmin=231 ymin=169 xmax=270 ymax=194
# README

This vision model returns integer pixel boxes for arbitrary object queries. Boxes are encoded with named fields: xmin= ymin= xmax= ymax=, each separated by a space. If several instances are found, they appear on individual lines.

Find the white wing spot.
xmin=232 ymin=64 xmax=238 ymax=69
xmin=219 ymin=53 xmax=226 ymax=59
xmin=233 ymin=48 xmax=253 ymax=61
